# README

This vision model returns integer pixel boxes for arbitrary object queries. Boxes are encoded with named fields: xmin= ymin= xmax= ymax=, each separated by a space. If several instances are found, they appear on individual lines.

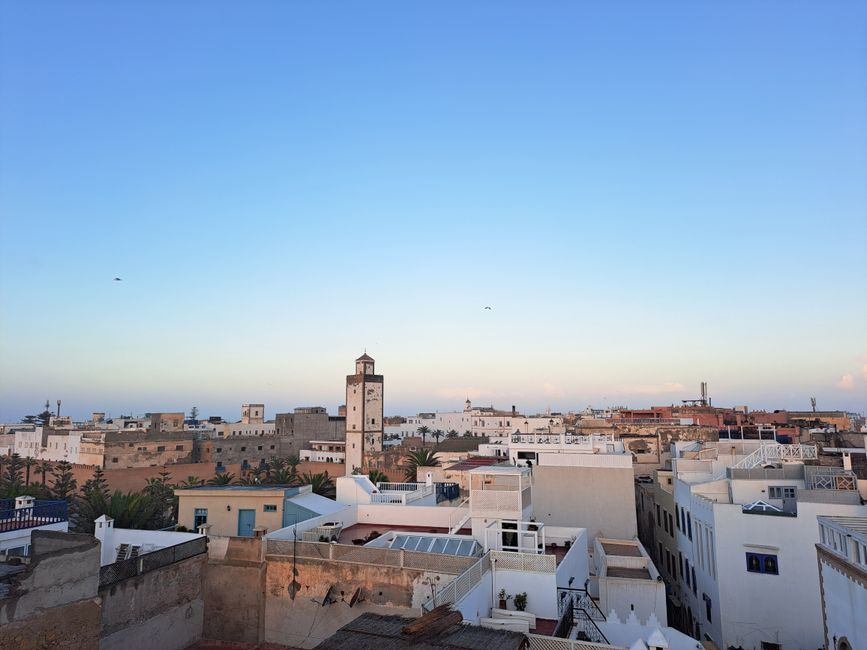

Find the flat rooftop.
xmin=447 ymin=457 xmax=503 ymax=471
xmin=336 ymin=523 xmax=470 ymax=545
xmin=601 ymin=542 xmax=643 ymax=557
xmin=606 ymin=566 xmax=652 ymax=580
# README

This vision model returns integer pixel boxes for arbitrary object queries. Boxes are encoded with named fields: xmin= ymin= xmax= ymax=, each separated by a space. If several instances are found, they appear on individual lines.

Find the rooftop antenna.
xmin=810 ymin=397 xmax=817 ymax=413
xmin=56 ymin=400 xmax=62 ymax=417
xmin=44 ymin=399 xmax=50 ymax=413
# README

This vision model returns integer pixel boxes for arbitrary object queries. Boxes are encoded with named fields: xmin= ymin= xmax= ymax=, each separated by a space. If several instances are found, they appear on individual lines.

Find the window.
xmin=685 ymin=559 xmax=690 ymax=586
xmin=240 ymin=446 xmax=246 ymax=452
xmin=676 ymin=505 xmax=681 ymax=531
xmin=768 ymin=486 xmax=796 ymax=499
xmin=257 ymin=446 xmax=262 ymax=451
xmin=746 ymin=552 xmax=779 ymax=575
xmin=669 ymin=513 xmax=674 ymax=537
xmin=216 ymin=447 xmax=222 ymax=453
xmin=175 ymin=445 xmax=184 ymax=451
xmin=156 ymin=445 xmax=165 ymax=452
xmin=194 ymin=508 xmax=208 ymax=528
xmin=691 ymin=567 xmax=697 ymax=595
xmin=658 ymin=543 xmax=664 ymax=565
xmin=112 ymin=457 xmax=119 ymax=463
xmin=263 ymin=504 xmax=277 ymax=512
xmin=679 ymin=552 xmax=684 ymax=578
xmin=687 ymin=513 xmax=692 ymax=540
xmin=656 ymin=504 xmax=661 ymax=523
xmin=761 ymin=643 xmax=782 ymax=650
xmin=663 ymin=511 xmax=669 ymax=534
xmin=703 ymin=593 xmax=712 ymax=623
xmin=270 ymin=445 xmax=275 ymax=450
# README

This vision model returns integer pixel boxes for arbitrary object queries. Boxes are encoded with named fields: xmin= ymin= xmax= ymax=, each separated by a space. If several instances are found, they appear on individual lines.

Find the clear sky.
xmin=1 ymin=1 xmax=865 ymax=422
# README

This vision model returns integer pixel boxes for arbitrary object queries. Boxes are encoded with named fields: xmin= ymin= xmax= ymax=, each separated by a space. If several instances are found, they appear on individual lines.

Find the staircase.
xmin=448 ymin=497 xmax=471 ymax=535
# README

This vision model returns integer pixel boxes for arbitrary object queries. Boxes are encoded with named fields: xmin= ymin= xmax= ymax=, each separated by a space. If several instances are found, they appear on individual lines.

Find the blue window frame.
xmin=746 ymin=552 xmax=778 ymax=575
xmin=194 ymin=508 xmax=208 ymax=528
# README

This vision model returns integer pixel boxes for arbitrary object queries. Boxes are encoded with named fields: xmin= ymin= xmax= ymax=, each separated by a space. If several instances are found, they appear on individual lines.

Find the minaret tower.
xmin=345 ymin=352 xmax=384 ymax=475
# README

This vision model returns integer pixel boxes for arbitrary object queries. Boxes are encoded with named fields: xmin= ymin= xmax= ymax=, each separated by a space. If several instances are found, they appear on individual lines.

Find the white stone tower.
xmin=345 ymin=353 xmax=383 ymax=475
xmin=241 ymin=403 xmax=264 ymax=424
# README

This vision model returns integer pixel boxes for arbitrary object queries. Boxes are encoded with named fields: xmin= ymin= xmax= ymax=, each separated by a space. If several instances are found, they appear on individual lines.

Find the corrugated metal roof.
xmin=289 ymin=492 xmax=347 ymax=516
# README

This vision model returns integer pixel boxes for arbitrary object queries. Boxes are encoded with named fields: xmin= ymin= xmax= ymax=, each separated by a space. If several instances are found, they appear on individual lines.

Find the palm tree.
xmin=265 ymin=467 xmax=296 ymax=485
xmin=268 ymin=456 xmax=286 ymax=472
xmin=23 ymin=457 xmax=36 ymax=486
xmin=38 ymin=461 xmax=52 ymax=485
xmin=446 ymin=429 xmax=459 ymax=439
xmin=432 ymin=429 xmax=444 ymax=446
xmin=237 ymin=475 xmax=262 ymax=486
xmin=416 ymin=426 xmax=430 ymax=446
xmin=402 ymin=449 xmax=441 ymax=482
xmin=368 ymin=470 xmax=389 ymax=485
xmin=299 ymin=471 xmax=335 ymax=499
xmin=207 ymin=472 xmax=235 ymax=486
xmin=177 ymin=475 xmax=204 ymax=488
xmin=286 ymin=454 xmax=301 ymax=472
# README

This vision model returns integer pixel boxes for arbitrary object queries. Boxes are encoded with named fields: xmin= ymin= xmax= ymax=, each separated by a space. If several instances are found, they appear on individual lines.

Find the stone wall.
xmin=203 ymin=537 xmax=266 ymax=645
xmin=0 ymin=531 xmax=101 ymax=650
xmin=99 ymin=552 xmax=207 ymax=650
xmin=104 ymin=430 xmax=198 ymax=468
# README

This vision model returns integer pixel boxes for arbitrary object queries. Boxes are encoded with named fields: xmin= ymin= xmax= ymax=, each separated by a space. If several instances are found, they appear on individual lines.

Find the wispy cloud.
xmin=836 ymin=374 xmax=855 ymax=390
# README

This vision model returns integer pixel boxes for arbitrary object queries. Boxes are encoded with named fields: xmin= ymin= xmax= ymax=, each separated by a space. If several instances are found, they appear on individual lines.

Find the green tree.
xmin=177 ymin=475 xmax=204 ymax=488
xmin=446 ymin=429 xmax=459 ymax=439
xmin=367 ymin=470 xmax=389 ymax=485
xmin=432 ymin=429 xmax=444 ymax=446
xmin=38 ymin=461 xmax=52 ymax=485
xmin=207 ymin=472 xmax=235 ymax=486
xmin=285 ymin=454 xmax=301 ymax=472
xmin=75 ymin=466 xmax=112 ymax=533
xmin=299 ymin=471 xmax=335 ymax=498
xmin=402 ymin=449 xmax=441 ymax=482
xmin=0 ymin=453 xmax=25 ymax=498
xmin=266 ymin=467 xmax=297 ymax=485
xmin=416 ymin=426 xmax=430 ymax=446
xmin=50 ymin=460 xmax=77 ymax=503
xmin=21 ymin=415 xmax=39 ymax=425
xmin=23 ymin=457 xmax=36 ymax=486
xmin=78 ymin=490 xmax=163 ymax=531
xmin=143 ymin=469 xmax=176 ymax=527
xmin=37 ymin=410 xmax=53 ymax=426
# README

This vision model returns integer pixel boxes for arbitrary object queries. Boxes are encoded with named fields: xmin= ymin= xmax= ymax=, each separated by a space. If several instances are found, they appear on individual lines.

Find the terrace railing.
xmin=0 ymin=501 xmax=68 ymax=533
xmin=98 ymin=536 xmax=207 ymax=587
xmin=422 ymin=552 xmax=491 ymax=612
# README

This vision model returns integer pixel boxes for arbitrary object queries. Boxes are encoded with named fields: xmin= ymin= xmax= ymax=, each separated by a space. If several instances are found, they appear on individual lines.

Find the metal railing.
xmin=556 ymin=588 xmax=609 ymax=645
xmin=98 ymin=536 xmax=207 ymax=587
xmin=372 ymin=482 xmax=435 ymax=504
xmin=511 ymin=434 xmax=615 ymax=446
xmin=490 ymin=549 xmax=556 ymax=573
xmin=0 ymin=501 xmax=68 ymax=533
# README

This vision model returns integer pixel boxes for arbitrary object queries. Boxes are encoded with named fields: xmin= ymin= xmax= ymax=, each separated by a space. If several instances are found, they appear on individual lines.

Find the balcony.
xmin=370 ymin=482 xmax=435 ymax=505
xmin=0 ymin=499 xmax=68 ymax=533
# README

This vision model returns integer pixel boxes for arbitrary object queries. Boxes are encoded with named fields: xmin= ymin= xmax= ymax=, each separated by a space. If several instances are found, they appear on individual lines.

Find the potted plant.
xmin=497 ymin=589 xmax=511 ymax=610
xmin=514 ymin=592 xmax=528 ymax=612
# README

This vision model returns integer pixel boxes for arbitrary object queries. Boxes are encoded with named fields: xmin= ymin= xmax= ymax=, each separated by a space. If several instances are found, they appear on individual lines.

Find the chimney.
xmin=512 ymin=405 xmax=516 ymax=417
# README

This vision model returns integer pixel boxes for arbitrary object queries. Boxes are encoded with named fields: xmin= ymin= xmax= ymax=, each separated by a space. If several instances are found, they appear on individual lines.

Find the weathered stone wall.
xmin=0 ymin=531 xmax=101 ymax=649
xmin=104 ymin=430 xmax=198 ymax=468
xmin=202 ymin=537 xmax=266 ymax=645
xmin=262 ymin=555 xmax=431 ymax=648
xmin=99 ymin=553 xmax=207 ymax=650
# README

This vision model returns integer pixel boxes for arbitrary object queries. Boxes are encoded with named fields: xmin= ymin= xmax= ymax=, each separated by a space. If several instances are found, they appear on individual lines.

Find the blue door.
xmin=237 ymin=509 xmax=255 ymax=537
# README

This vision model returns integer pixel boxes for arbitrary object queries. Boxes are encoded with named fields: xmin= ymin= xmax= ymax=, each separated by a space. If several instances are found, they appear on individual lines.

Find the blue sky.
xmin=1 ymin=1 xmax=865 ymax=421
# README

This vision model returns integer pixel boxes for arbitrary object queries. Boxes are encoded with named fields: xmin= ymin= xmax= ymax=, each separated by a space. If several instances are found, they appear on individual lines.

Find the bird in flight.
xmin=483 ymin=306 xmax=492 ymax=310
xmin=113 ymin=277 xmax=122 ymax=282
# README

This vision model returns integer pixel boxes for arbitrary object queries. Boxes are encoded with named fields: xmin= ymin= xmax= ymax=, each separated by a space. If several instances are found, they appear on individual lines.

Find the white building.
xmin=666 ymin=440 xmax=867 ymax=649
xmin=259 ymin=463 xmax=700 ymax=650
xmin=12 ymin=427 xmax=84 ymax=463
xmin=816 ymin=516 xmax=867 ymax=650
xmin=300 ymin=440 xmax=346 ymax=464
xmin=384 ymin=400 xmax=565 ymax=444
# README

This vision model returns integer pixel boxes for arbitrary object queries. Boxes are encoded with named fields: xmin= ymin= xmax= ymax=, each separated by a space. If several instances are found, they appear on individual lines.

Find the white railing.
xmin=371 ymin=482 xmax=434 ymax=504
xmin=511 ymin=434 xmax=615 ymax=446
xmin=734 ymin=444 xmax=818 ymax=470
xmin=448 ymin=497 xmax=471 ymax=535
xmin=491 ymin=549 xmax=556 ymax=573
xmin=423 ymin=552 xmax=491 ymax=612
